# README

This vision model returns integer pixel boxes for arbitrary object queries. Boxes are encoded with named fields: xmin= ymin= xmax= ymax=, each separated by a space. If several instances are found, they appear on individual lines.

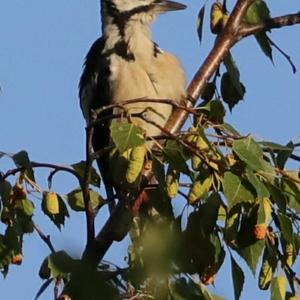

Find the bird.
xmin=79 ymin=0 xmax=187 ymax=211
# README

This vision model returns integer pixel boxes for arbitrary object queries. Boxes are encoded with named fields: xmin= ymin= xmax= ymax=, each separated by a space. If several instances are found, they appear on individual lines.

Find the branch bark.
xmin=239 ymin=12 xmax=300 ymax=38
xmin=83 ymin=0 xmax=300 ymax=266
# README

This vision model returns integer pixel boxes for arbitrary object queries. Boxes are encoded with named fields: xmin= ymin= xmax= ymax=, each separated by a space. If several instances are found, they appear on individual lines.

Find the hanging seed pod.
xmin=188 ymin=175 xmax=213 ymax=204
xmin=192 ymin=154 xmax=202 ymax=171
xmin=43 ymin=191 xmax=60 ymax=215
xmin=285 ymin=243 xmax=295 ymax=267
xmin=12 ymin=182 xmax=27 ymax=200
xmin=11 ymin=254 xmax=23 ymax=265
xmin=166 ymin=166 xmax=180 ymax=198
xmin=191 ymin=134 xmax=210 ymax=170
xmin=126 ymin=145 xmax=146 ymax=184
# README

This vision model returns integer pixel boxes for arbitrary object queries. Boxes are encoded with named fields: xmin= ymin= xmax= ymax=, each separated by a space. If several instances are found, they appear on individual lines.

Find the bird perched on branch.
xmin=79 ymin=0 xmax=186 ymax=210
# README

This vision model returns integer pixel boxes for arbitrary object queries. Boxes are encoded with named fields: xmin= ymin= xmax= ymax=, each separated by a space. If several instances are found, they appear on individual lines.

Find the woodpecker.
xmin=79 ymin=0 xmax=187 ymax=207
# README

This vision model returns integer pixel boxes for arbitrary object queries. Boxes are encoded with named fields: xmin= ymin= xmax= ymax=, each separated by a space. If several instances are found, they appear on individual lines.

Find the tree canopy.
xmin=1 ymin=1 xmax=300 ymax=299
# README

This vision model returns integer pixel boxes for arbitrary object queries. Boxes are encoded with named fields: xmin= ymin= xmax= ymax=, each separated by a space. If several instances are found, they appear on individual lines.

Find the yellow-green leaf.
xmin=271 ymin=276 xmax=286 ymax=300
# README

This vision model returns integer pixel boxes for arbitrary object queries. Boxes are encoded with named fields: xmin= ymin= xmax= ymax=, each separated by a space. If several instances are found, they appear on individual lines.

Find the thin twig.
xmin=267 ymin=36 xmax=297 ymax=73
xmin=2 ymin=162 xmax=82 ymax=184
xmin=33 ymin=223 xmax=56 ymax=253
xmin=92 ymin=98 xmax=197 ymax=121
xmin=83 ymin=111 xmax=97 ymax=246
xmin=239 ymin=12 xmax=300 ymax=38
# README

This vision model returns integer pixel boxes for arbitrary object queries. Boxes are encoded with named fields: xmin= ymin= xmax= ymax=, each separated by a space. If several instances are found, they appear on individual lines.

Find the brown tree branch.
xmin=82 ymin=0 xmax=300 ymax=270
xmin=165 ymin=0 xmax=255 ymax=134
xmin=82 ymin=111 xmax=97 ymax=247
xmin=2 ymin=162 xmax=82 ymax=183
xmin=83 ymin=0 xmax=257 ymax=264
xmin=89 ymin=98 xmax=198 ymax=129
xmin=239 ymin=12 xmax=300 ymax=38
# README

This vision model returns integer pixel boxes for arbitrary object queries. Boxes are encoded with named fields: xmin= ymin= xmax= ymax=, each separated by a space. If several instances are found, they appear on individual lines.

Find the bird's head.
xmin=101 ymin=0 xmax=186 ymax=25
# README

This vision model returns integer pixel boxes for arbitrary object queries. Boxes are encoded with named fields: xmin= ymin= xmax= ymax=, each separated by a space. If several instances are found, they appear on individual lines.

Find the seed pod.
xmin=188 ymin=175 xmax=213 ymax=204
xmin=166 ymin=166 xmax=180 ymax=198
xmin=191 ymin=135 xmax=209 ymax=170
xmin=254 ymin=224 xmax=267 ymax=240
xmin=196 ymin=135 xmax=210 ymax=151
xmin=11 ymin=254 xmax=23 ymax=265
xmin=226 ymin=153 xmax=237 ymax=167
xmin=210 ymin=2 xmax=226 ymax=34
xmin=12 ymin=182 xmax=27 ymax=200
xmin=201 ymin=273 xmax=217 ymax=285
xmin=192 ymin=155 xmax=202 ymax=171
xmin=126 ymin=145 xmax=146 ymax=184
xmin=43 ymin=191 xmax=60 ymax=215
xmin=285 ymin=243 xmax=295 ymax=267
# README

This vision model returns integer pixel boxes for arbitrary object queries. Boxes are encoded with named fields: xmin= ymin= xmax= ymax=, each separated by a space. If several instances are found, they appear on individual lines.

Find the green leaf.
xmin=15 ymin=199 xmax=35 ymax=216
xmin=259 ymin=141 xmax=293 ymax=152
xmin=48 ymin=251 xmax=76 ymax=279
xmin=218 ymin=123 xmax=240 ymax=136
xmin=66 ymin=188 xmax=103 ymax=212
xmin=197 ymin=4 xmax=205 ymax=44
xmin=0 ymin=234 xmax=13 ymax=271
xmin=110 ymin=121 xmax=145 ymax=153
xmin=201 ymin=193 xmax=222 ymax=232
xmin=169 ymin=278 xmax=225 ymax=300
xmin=271 ymin=276 xmax=286 ymax=300
xmin=257 ymin=198 xmax=272 ymax=225
xmin=231 ymin=255 xmax=245 ymax=300
xmin=12 ymin=150 xmax=35 ymax=182
xmin=71 ymin=161 xmax=101 ymax=187
xmin=38 ymin=258 xmax=51 ymax=280
xmin=223 ymin=171 xmax=255 ymax=209
xmin=201 ymin=82 xmax=216 ymax=102
xmin=152 ymin=156 xmax=166 ymax=191
xmin=276 ymin=141 xmax=294 ymax=169
xmin=277 ymin=212 xmax=293 ymax=243
xmin=258 ymin=247 xmax=277 ymax=290
xmin=281 ymin=174 xmax=300 ymax=213
xmin=223 ymin=52 xmax=245 ymax=96
xmin=221 ymin=72 xmax=246 ymax=111
xmin=246 ymin=168 xmax=269 ymax=199
xmin=225 ymin=205 xmax=241 ymax=247
xmin=233 ymin=137 xmax=263 ymax=170
xmin=245 ymin=0 xmax=270 ymax=24
xmin=255 ymin=33 xmax=273 ymax=61
xmin=34 ymin=279 xmax=53 ymax=300
xmin=207 ymin=100 xmax=225 ymax=123
xmin=164 ymin=140 xmax=190 ymax=175
xmin=4 ymin=225 xmax=22 ymax=254
xmin=237 ymin=240 xmax=265 ymax=275
xmin=268 ymin=183 xmax=286 ymax=212
xmin=245 ymin=1 xmax=272 ymax=60
xmin=0 ymin=180 xmax=12 ymax=205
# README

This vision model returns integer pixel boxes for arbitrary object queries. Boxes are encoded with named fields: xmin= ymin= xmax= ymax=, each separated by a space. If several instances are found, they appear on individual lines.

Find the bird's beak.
xmin=157 ymin=0 xmax=187 ymax=12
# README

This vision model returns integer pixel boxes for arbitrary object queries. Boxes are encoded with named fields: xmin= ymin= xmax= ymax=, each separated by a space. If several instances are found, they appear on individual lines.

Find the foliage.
xmin=1 ymin=0 xmax=300 ymax=299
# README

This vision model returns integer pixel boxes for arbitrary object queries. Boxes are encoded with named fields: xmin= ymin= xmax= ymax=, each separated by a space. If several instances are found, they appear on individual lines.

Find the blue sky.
xmin=0 ymin=1 xmax=299 ymax=299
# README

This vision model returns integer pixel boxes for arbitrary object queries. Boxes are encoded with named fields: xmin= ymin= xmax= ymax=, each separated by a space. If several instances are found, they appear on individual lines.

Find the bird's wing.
xmin=79 ymin=37 xmax=115 ymax=210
